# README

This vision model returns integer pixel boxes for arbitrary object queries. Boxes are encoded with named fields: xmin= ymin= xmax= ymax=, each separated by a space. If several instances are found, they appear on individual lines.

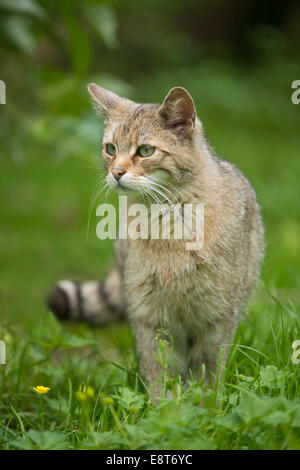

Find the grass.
xmin=0 ymin=56 xmax=300 ymax=449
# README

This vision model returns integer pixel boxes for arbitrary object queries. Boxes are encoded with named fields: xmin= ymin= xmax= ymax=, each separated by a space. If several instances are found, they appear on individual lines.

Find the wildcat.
xmin=47 ymin=84 xmax=264 ymax=397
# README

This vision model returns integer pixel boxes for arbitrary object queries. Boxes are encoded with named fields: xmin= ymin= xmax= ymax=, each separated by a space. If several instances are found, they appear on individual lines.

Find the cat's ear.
xmin=159 ymin=87 xmax=196 ymax=135
xmin=87 ymin=83 xmax=123 ymax=118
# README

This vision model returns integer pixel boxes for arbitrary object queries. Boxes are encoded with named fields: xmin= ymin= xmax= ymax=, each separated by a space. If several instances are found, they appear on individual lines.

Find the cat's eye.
xmin=136 ymin=145 xmax=155 ymax=158
xmin=106 ymin=143 xmax=116 ymax=156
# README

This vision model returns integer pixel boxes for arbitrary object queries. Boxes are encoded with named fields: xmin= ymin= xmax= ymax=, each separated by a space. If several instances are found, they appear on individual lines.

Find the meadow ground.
xmin=0 ymin=58 xmax=300 ymax=449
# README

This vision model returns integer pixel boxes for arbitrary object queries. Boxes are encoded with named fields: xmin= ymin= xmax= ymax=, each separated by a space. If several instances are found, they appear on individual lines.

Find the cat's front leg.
xmin=130 ymin=316 xmax=167 ymax=400
xmin=188 ymin=310 xmax=240 ymax=384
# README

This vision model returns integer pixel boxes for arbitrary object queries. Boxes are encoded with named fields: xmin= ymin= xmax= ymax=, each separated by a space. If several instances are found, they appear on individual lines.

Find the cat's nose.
xmin=112 ymin=166 xmax=126 ymax=181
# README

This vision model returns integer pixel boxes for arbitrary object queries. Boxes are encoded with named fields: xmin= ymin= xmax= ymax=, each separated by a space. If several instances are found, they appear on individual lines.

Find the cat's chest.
xmin=126 ymin=239 xmax=203 ymax=295
xmin=125 ymin=239 xmax=218 ymax=326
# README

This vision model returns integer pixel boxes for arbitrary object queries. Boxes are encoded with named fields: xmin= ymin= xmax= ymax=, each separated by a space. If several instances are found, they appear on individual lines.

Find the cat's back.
xmin=210 ymin=153 xmax=264 ymax=282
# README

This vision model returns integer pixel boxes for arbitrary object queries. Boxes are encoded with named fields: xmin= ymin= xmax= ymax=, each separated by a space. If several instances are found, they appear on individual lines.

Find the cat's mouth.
xmin=106 ymin=171 xmax=178 ymax=203
xmin=115 ymin=182 xmax=135 ymax=193
xmin=106 ymin=172 xmax=143 ymax=197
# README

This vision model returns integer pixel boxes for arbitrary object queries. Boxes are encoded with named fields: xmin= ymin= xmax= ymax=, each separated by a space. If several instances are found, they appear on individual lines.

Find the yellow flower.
xmin=103 ymin=396 xmax=114 ymax=407
xmin=75 ymin=391 xmax=87 ymax=403
xmin=85 ymin=386 xmax=95 ymax=400
xmin=33 ymin=385 xmax=51 ymax=394
xmin=128 ymin=405 xmax=137 ymax=415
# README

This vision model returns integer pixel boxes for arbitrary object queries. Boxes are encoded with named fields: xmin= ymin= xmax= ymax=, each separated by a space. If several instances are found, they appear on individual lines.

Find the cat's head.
xmin=88 ymin=84 xmax=204 ymax=198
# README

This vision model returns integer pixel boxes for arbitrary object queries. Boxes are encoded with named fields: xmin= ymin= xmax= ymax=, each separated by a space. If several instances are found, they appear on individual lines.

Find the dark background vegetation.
xmin=0 ymin=0 xmax=300 ymax=450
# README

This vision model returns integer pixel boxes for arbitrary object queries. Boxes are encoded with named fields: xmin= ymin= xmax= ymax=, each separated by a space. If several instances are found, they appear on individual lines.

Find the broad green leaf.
xmin=292 ymin=407 xmax=300 ymax=428
xmin=85 ymin=5 xmax=118 ymax=49
xmin=1 ymin=16 xmax=36 ymax=53
xmin=260 ymin=365 xmax=283 ymax=389
xmin=10 ymin=430 xmax=70 ymax=450
xmin=262 ymin=411 xmax=290 ymax=426
xmin=0 ymin=0 xmax=46 ymax=18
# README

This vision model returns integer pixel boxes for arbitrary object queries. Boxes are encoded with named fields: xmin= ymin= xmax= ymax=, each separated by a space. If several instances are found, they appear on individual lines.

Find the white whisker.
xmin=149 ymin=175 xmax=181 ymax=194
xmin=86 ymin=175 xmax=109 ymax=239
xmin=148 ymin=180 xmax=179 ymax=204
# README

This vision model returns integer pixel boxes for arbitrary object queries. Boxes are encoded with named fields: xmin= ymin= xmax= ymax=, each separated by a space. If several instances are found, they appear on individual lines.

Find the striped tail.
xmin=47 ymin=269 xmax=126 ymax=326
